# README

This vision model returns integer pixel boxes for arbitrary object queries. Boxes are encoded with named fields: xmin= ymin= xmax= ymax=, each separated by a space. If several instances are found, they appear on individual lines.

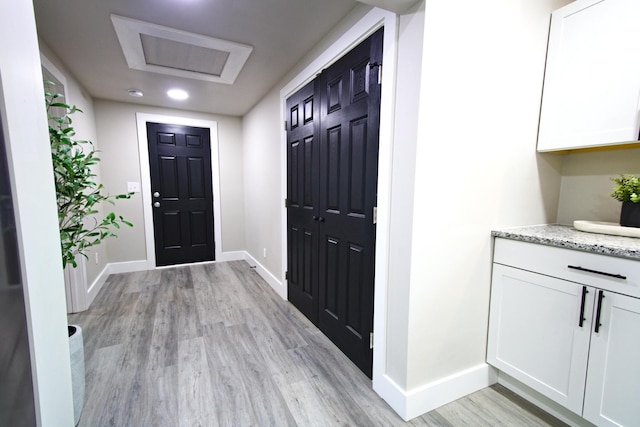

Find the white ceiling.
xmin=33 ymin=0 xmax=365 ymax=116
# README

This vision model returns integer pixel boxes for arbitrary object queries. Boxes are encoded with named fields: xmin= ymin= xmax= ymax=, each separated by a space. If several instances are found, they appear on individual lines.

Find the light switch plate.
xmin=127 ymin=181 xmax=140 ymax=193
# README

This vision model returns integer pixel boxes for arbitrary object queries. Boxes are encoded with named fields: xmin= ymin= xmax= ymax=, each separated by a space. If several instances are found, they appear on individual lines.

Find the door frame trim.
xmin=136 ymin=113 xmax=222 ymax=269
xmin=279 ymin=5 xmax=398 ymax=405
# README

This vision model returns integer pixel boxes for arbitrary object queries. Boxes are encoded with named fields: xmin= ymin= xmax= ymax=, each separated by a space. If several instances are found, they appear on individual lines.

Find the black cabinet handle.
xmin=319 ymin=216 xmax=325 ymax=222
xmin=579 ymin=286 xmax=588 ymax=327
xmin=594 ymin=290 xmax=605 ymax=333
xmin=568 ymin=265 xmax=626 ymax=280
xmin=313 ymin=216 xmax=319 ymax=221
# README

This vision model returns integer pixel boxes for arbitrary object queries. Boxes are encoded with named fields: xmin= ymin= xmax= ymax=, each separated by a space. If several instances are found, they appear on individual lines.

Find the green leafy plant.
xmin=46 ymin=86 xmax=132 ymax=268
xmin=610 ymin=174 xmax=640 ymax=204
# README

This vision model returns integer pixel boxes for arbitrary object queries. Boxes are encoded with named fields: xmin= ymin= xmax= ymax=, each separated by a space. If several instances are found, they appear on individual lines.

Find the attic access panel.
xmin=111 ymin=14 xmax=253 ymax=84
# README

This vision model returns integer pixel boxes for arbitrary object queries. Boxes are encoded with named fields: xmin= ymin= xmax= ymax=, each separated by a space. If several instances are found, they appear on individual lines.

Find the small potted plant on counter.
xmin=610 ymin=174 xmax=640 ymax=228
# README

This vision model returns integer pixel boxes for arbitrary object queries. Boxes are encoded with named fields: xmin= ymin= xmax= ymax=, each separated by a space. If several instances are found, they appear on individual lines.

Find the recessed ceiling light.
xmin=127 ymin=88 xmax=144 ymax=97
xmin=167 ymin=89 xmax=189 ymax=100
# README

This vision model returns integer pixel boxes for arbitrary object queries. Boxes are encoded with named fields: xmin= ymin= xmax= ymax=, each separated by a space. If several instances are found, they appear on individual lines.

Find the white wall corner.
xmin=406 ymin=364 xmax=497 ymax=420
xmin=373 ymin=374 xmax=412 ymax=420
xmin=86 ymin=264 xmax=110 ymax=308
xmin=244 ymin=251 xmax=286 ymax=300
xmin=375 ymin=364 xmax=497 ymax=421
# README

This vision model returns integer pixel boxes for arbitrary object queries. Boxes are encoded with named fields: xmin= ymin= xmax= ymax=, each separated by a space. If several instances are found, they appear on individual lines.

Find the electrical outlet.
xmin=127 ymin=181 xmax=140 ymax=193
xmin=263 ymin=248 xmax=267 ymax=258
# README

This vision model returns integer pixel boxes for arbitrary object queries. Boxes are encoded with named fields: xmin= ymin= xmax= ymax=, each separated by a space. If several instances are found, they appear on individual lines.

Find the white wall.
xmin=93 ymin=100 xmax=245 ymax=263
xmin=400 ymin=0 xmax=568 ymax=408
xmin=557 ymin=148 xmax=640 ymax=225
xmin=0 ymin=1 xmax=74 ymax=424
xmin=242 ymin=88 xmax=283 ymax=277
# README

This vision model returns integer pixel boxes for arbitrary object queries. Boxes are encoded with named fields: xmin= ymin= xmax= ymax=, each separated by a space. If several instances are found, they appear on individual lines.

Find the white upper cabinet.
xmin=537 ymin=0 xmax=640 ymax=151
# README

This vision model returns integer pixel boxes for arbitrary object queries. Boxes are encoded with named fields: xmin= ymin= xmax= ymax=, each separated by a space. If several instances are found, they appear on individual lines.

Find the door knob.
xmin=313 ymin=216 xmax=319 ymax=221
xmin=153 ymin=192 xmax=160 ymax=198
xmin=319 ymin=216 xmax=325 ymax=222
xmin=153 ymin=202 xmax=160 ymax=208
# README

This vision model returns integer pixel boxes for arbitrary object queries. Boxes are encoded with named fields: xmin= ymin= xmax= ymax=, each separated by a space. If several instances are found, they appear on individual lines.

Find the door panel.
xmin=287 ymin=80 xmax=319 ymax=322
xmin=147 ymin=122 xmax=215 ymax=266
xmin=286 ymin=28 xmax=383 ymax=378
xmin=316 ymin=28 xmax=382 ymax=377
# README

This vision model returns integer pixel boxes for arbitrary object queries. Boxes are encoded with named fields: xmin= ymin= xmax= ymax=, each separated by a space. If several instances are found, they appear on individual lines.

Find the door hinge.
xmin=284 ymin=120 xmax=288 ymax=131
xmin=285 ymin=198 xmax=288 ymax=208
xmin=370 ymin=332 xmax=374 ymax=349
xmin=285 ymin=271 xmax=288 ymax=280
xmin=373 ymin=206 xmax=377 ymax=224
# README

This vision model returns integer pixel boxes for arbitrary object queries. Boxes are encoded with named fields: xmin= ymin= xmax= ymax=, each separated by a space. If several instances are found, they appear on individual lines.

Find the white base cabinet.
xmin=488 ymin=238 xmax=640 ymax=426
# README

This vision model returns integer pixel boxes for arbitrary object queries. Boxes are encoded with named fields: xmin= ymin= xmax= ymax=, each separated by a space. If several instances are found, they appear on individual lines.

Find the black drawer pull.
xmin=579 ymin=286 xmax=588 ymax=328
xmin=594 ymin=290 xmax=605 ymax=333
xmin=568 ymin=265 xmax=626 ymax=280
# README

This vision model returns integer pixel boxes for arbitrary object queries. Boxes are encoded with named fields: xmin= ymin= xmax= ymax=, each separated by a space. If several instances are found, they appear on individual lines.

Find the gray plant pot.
xmin=68 ymin=325 xmax=85 ymax=425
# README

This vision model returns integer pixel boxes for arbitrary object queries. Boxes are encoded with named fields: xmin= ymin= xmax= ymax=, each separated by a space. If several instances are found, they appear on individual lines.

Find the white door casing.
xmin=136 ymin=113 xmax=222 ymax=268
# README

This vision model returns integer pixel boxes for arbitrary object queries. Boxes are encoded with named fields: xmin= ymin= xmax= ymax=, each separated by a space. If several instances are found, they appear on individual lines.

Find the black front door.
xmin=146 ymin=122 xmax=215 ymax=266
xmin=286 ymin=28 xmax=383 ymax=377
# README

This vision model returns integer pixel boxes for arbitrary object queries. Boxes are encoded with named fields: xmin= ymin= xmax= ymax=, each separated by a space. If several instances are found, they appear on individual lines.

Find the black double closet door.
xmin=286 ymin=28 xmax=383 ymax=378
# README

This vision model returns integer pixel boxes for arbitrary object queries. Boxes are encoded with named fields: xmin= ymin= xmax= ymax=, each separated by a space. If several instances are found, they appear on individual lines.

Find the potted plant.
xmin=610 ymin=174 xmax=640 ymax=228
xmin=46 ymin=84 xmax=132 ymax=424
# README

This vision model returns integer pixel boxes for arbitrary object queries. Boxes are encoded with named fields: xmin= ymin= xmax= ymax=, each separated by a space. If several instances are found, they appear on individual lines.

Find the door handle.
xmin=318 ymin=216 xmax=325 ymax=222
xmin=313 ymin=216 xmax=319 ymax=221
xmin=153 ymin=192 xmax=160 ymax=198
xmin=594 ymin=290 xmax=605 ymax=333
xmin=153 ymin=202 xmax=160 ymax=208
xmin=567 ymin=265 xmax=626 ymax=280
xmin=578 ymin=286 xmax=588 ymax=327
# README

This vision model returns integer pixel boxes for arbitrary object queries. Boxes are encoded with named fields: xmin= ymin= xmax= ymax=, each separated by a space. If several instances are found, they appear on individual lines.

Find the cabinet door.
xmin=487 ymin=264 xmax=594 ymax=414
xmin=583 ymin=291 xmax=640 ymax=427
xmin=537 ymin=0 xmax=640 ymax=151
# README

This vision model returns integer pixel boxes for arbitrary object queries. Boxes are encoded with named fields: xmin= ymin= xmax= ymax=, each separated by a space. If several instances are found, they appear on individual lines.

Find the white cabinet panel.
xmin=538 ymin=0 xmax=640 ymax=151
xmin=487 ymin=264 xmax=593 ymax=414
xmin=583 ymin=291 xmax=640 ymax=427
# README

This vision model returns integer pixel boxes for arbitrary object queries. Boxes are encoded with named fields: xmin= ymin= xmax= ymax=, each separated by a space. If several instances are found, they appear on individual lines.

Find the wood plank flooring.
xmin=68 ymin=261 xmax=566 ymax=427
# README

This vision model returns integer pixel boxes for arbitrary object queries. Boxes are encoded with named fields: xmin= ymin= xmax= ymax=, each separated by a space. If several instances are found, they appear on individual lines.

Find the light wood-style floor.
xmin=69 ymin=261 xmax=566 ymax=426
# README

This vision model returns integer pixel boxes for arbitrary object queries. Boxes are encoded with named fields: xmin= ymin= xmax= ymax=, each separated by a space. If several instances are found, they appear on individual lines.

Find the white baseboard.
xmin=373 ymin=374 xmax=411 ymax=420
xmin=107 ymin=260 xmax=149 ymax=275
xmin=244 ymin=252 xmax=286 ymax=300
xmin=375 ymin=363 xmax=497 ymax=421
xmin=217 ymin=251 xmax=247 ymax=262
xmin=497 ymin=372 xmax=594 ymax=427
xmin=86 ymin=264 xmax=109 ymax=308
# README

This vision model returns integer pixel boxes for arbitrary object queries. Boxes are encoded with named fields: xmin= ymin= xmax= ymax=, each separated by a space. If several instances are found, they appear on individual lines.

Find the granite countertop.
xmin=492 ymin=224 xmax=640 ymax=260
